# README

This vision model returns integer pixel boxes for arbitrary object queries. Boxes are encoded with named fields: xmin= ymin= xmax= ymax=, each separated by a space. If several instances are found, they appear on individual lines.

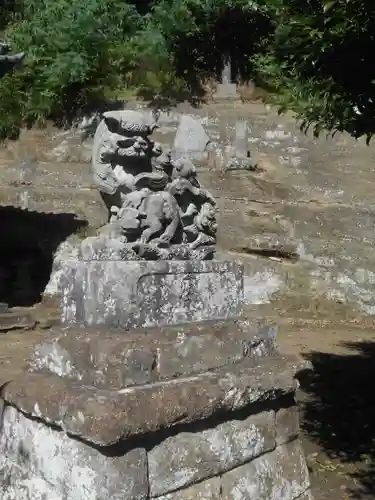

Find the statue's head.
xmin=103 ymin=110 xmax=158 ymax=137
xmin=172 ymin=158 xmax=198 ymax=182
xmin=109 ymin=132 xmax=152 ymax=162
xmin=196 ymin=203 xmax=217 ymax=236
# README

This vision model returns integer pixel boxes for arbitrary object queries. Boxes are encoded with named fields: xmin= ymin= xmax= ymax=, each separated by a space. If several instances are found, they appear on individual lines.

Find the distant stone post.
xmin=226 ymin=120 xmax=256 ymax=171
xmin=215 ymin=55 xmax=237 ymax=99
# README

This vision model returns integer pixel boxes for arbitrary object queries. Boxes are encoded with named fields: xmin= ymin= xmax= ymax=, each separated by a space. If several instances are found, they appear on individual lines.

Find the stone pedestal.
xmin=0 ymin=236 xmax=313 ymax=498
xmin=29 ymin=320 xmax=278 ymax=388
xmin=215 ymin=82 xmax=238 ymax=99
xmin=61 ymin=260 xmax=243 ymax=329
xmin=0 ymin=321 xmax=314 ymax=499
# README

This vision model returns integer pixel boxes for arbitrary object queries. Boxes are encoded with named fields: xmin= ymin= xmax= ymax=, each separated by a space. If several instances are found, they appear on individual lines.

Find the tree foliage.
xmin=0 ymin=0 xmax=22 ymax=32
xmin=0 ymin=0 xmax=140 ymax=138
xmin=1 ymin=0 xmax=375 ymax=141
xmin=146 ymin=0 xmax=270 ymax=89
xmin=254 ymin=0 xmax=375 ymax=141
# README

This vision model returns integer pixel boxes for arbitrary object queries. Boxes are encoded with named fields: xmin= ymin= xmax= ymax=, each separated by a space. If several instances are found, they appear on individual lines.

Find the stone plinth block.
xmin=0 ymin=353 xmax=313 ymax=500
xmin=2 ymin=355 xmax=305 ymax=447
xmin=61 ymin=260 xmax=243 ymax=329
xmin=148 ymin=410 xmax=276 ymax=496
xmin=28 ymin=320 xmax=278 ymax=389
xmin=215 ymin=83 xmax=238 ymax=99
xmin=0 ymin=406 xmax=148 ymax=500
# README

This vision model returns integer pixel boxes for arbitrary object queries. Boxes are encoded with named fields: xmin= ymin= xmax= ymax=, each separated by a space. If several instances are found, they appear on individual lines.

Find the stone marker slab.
xmin=61 ymin=260 xmax=243 ymax=329
xmin=233 ymin=120 xmax=249 ymax=158
xmin=172 ymin=114 xmax=210 ymax=160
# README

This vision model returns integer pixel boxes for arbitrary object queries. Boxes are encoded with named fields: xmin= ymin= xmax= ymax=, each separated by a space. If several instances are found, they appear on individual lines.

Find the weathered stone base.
xmin=29 ymin=319 xmax=278 ymax=389
xmin=61 ymin=260 xmax=243 ymax=328
xmin=0 ymin=351 xmax=313 ymax=500
xmin=215 ymin=83 xmax=238 ymax=100
xmin=0 ymin=404 xmax=310 ymax=500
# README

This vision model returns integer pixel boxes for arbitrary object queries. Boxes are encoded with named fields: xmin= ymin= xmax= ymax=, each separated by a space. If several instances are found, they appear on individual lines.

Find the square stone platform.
xmin=61 ymin=260 xmax=243 ymax=329
xmin=215 ymin=82 xmax=238 ymax=99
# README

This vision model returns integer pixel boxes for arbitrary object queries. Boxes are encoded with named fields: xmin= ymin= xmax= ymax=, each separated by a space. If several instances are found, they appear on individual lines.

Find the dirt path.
xmin=278 ymin=321 xmax=375 ymax=499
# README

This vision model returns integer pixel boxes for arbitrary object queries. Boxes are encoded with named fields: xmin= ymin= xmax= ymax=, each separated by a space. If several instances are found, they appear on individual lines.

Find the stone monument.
xmin=215 ymin=56 xmax=238 ymax=99
xmin=0 ymin=109 xmax=314 ymax=499
xmin=65 ymin=109 xmax=239 ymax=329
xmin=172 ymin=114 xmax=210 ymax=161
xmin=225 ymin=120 xmax=256 ymax=171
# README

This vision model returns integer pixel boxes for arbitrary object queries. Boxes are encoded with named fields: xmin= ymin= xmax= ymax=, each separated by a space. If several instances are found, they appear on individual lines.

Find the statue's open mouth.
xmin=127 ymin=148 xmax=147 ymax=158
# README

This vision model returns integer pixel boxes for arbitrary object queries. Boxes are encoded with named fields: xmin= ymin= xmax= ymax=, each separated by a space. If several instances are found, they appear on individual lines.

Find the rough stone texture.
xmin=44 ymin=238 xmax=81 ymax=297
xmin=148 ymin=410 xmax=276 ymax=497
xmin=80 ymin=234 xmax=142 ymax=261
xmin=0 ymin=310 xmax=35 ymax=331
xmin=0 ymin=397 xmax=312 ymax=500
xmin=215 ymin=60 xmax=237 ymax=100
xmin=232 ymin=121 xmax=249 ymax=158
xmin=0 ymin=405 xmax=148 ymax=500
xmin=28 ymin=320 xmax=278 ymax=388
xmin=172 ymin=114 xmax=210 ymax=160
xmin=91 ymin=109 xmax=157 ymax=204
xmin=225 ymin=121 xmax=256 ymax=172
xmin=215 ymin=82 xmax=238 ymax=99
xmin=60 ymin=260 xmax=243 ymax=328
xmin=276 ymin=405 xmax=300 ymax=445
xmin=1 ymin=355 xmax=305 ymax=446
xmin=89 ymin=110 xmax=217 ymax=259
xmin=221 ymin=440 xmax=310 ymax=500
xmin=156 ymin=477 xmax=221 ymax=500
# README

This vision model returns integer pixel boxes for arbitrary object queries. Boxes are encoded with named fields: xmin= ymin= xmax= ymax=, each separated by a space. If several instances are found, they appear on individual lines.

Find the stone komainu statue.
xmin=91 ymin=109 xmax=217 ymax=260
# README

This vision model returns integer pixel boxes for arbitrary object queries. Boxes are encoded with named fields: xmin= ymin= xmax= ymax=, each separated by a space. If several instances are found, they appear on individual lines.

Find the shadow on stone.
xmin=299 ymin=341 xmax=375 ymax=499
xmin=0 ymin=206 xmax=87 ymax=307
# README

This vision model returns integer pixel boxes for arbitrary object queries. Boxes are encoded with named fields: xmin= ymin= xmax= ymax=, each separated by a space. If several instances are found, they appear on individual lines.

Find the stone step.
xmin=29 ymin=319 xmax=278 ymax=389
xmin=4 ymin=353 xmax=306 ymax=446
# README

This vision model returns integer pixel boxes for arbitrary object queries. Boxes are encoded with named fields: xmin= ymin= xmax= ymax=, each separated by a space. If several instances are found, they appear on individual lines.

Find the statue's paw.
xmin=153 ymin=235 xmax=172 ymax=247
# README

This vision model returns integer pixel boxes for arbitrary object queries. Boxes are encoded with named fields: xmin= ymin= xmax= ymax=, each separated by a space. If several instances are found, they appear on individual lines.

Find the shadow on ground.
xmin=298 ymin=341 xmax=375 ymax=498
xmin=0 ymin=206 xmax=86 ymax=307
